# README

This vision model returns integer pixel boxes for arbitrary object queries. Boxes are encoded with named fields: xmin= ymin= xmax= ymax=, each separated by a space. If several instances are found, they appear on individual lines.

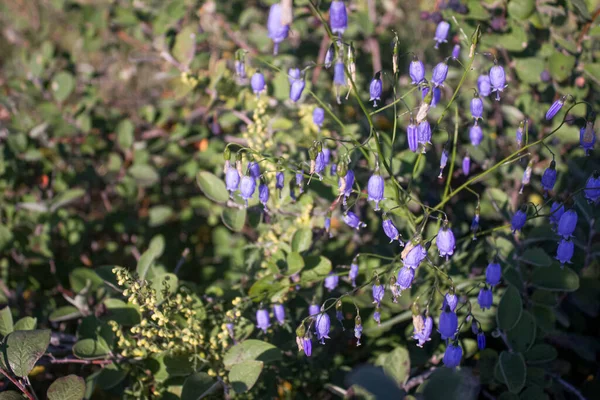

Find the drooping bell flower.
xmin=432 ymin=61 xmax=449 ymax=87
xmin=556 ymin=239 xmax=574 ymax=266
xmin=275 ymin=171 xmax=285 ymax=197
xmin=382 ymin=217 xmax=402 ymax=245
xmin=329 ymin=0 xmax=348 ymax=37
xmin=338 ymin=168 xmax=354 ymax=206
xmin=489 ymin=64 xmax=506 ymax=101
xmin=511 ymin=206 xmax=527 ymax=233
xmin=324 ymin=272 xmax=339 ymax=291
xmin=520 ymin=160 xmax=533 ymax=194
xmin=418 ymin=120 xmax=432 ymax=151
xmin=557 ymin=209 xmax=577 ymax=239
xmin=417 ymin=87 xmax=432 ymax=123
xmin=390 ymin=276 xmax=400 ymax=303
xmin=402 ymin=242 xmax=427 ymax=269
xmin=413 ymin=314 xmax=433 ymax=347
xmin=258 ymin=183 xmax=269 ymax=210
xmin=407 ymin=121 xmax=419 ymax=152
xmin=251 ymin=71 xmax=265 ymax=97
xmin=516 ymin=121 xmax=524 ymax=148
xmin=225 ymin=167 xmax=240 ymax=195
xmin=369 ymin=72 xmax=383 ymax=107
xmin=477 ymin=331 xmax=486 ymax=350
xmin=397 ymin=266 xmax=415 ymax=291
xmin=290 ymin=78 xmax=305 ymax=102
xmin=322 ymin=148 xmax=331 ymax=166
xmin=349 ymin=261 xmax=359 ymax=287
xmin=256 ymin=308 xmax=271 ymax=333
xmin=541 ymin=160 xmax=557 ymax=193
xmin=470 ymin=124 xmax=483 ymax=146
xmin=343 ymin=211 xmax=366 ymax=229
xmin=452 ymin=44 xmax=460 ymax=59
xmin=313 ymin=151 xmax=326 ymax=178
xmin=354 ymin=316 xmax=363 ymax=346
xmin=372 ymin=280 xmax=385 ymax=306
xmin=296 ymin=171 xmax=304 ymax=193
xmin=477 ymin=75 xmax=491 ymax=97
xmin=546 ymin=96 xmax=566 ymax=120
xmin=248 ymin=161 xmax=261 ymax=180
xmin=477 ymin=287 xmax=493 ymax=310
xmin=240 ymin=175 xmax=256 ymax=206
xmin=436 ymin=223 xmax=455 ymax=260
xmin=409 ymin=57 xmax=425 ymax=84
xmin=580 ymin=121 xmax=596 ymax=155
xmin=549 ymin=201 xmax=564 ymax=229
xmin=313 ymin=107 xmax=325 ymax=130
xmin=471 ymin=93 xmax=484 ymax=120
xmin=234 ymin=50 xmax=247 ymax=80
xmin=443 ymin=343 xmax=462 ymax=368
xmin=333 ymin=61 xmax=346 ymax=104
xmin=438 ymin=147 xmax=449 ymax=179
xmin=442 ymin=292 xmax=458 ymax=312
xmin=288 ymin=67 xmax=300 ymax=84
xmin=438 ymin=306 xmax=458 ymax=340
xmin=309 ymin=304 xmax=320 ymax=316
xmin=373 ymin=307 xmax=381 ymax=325
xmin=316 ymin=311 xmax=331 ymax=344
xmin=367 ymin=172 xmax=385 ymax=211
xmin=584 ymin=172 xmax=600 ymax=204
xmin=324 ymin=43 xmax=335 ymax=68
xmin=335 ymin=300 xmax=344 ymax=328
xmin=324 ymin=215 xmax=331 ymax=237
xmin=273 ymin=304 xmax=285 ymax=325
xmin=431 ymin=87 xmax=441 ymax=107
xmin=471 ymin=203 xmax=481 ymax=238
xmin=485 ymin=261 xmax=501 ymax=286
xmin=462 ymin=153 xmax=471 ymax=176
xmin=302 ymin=337 xmax=312 ymax=356
xmin=434 ymin=21 xmax=450 ymax=49
xmin=267 ymin=3 xmax=290 ymax=55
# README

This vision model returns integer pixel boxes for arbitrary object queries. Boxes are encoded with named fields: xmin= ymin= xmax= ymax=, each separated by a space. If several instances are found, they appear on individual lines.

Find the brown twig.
xmin=47 ymin=357 xmax=113 ymax=365
xmin=0 ymin=368 xmax=35 ymax=400
xmin=577 ymin=8 xmax=600 ymax=52
xmin=402 ymin=367 xmax=436 ymax=391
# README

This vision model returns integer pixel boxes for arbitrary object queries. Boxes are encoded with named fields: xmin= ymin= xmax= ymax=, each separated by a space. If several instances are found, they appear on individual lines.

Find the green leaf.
xmin=346 ymin=365 xmax=405 ymax=399
xmin=196 ymin=171 xmax=229 ymax=203
xmin=149 ymin=273 xmax=179 ymax=302
xmin=507 ymin=0 xmax=536 ymax=20
xmin=519 ymin=385 xmax=548 ymax=400
xmin=548 ymin=52 xmax=576 ymax=82
xmin=47 ymin=375 xmax=86 ymax=400
xmin=285 ymin=252 xmax=305 ymax=275
xmin=96 ymin=363 xmax=127 ymax=390
xmin=519 ymin=248 xmax=552 ymax=267
xmin=149 ymin=205 xmax=174 ymax=227
xmin=478 ymin=349 xmax=499 ymax=384
xmin=181 ymin=372 xmax=217 ymax=400
xmin=514 ymin=58 xmax=546 ymax=84
xmin=525 ymin=344 xmax=558 ymax=364
xmin=221 ymin=207 xmax=246 ymax=232
xmin=0 ymin=225 xmax=14 ymax=252
xmin=69 ymin=268 xmax=103 ymax=293
xmin=583 ymin=63 xmax=600 ymax=87
xmin=374 ymin=346 xmax=410 ymax=386
xmin=291 ymin=228 xmax=312 ymax=253
xmin=497 ymin=286 xmax=523 ymax=330
xmin=531 ymin=266 xmax=579 ymax=292
xmin=571 ymin=0 xmax=591 ymax=20
xmin=51 ymin=71 xmax=75 ymax=102
xmin=498 ymin=351 xmax=527 ymax=394
xmin=503 ymin=267 xmax=524 ymax=289
xmin=0 ymin=307 xmax=14 ymax=337
xmin=223 ymin=339 xmax=282 ymax=370
xmin=300 ymin=256 xmax=332 ymax=284
xmin=173 ymin=25 xmax=197 ymax=68
xmin=49 ymin=306 xmax=82 ymax=323
xmin=1 ymin=329 xmax=51 ymax=377
xmin=230 ymin=360 xmax=263 ymax=393
xmin=116 ymin=119 xmax=134 ymax=150
xmin=13 ymin=317 xmax=37 ymax=331
xmin=0 ymin=391 xmax=25 ymax=400
xmin=419 ymin=367 xmax=466 ymax=400
xmin=136 ymin=247 xmax=158 ymax=280
xmin=101 ymin=299 xmax=141 ymax=325
xmin=507 ymin=311 xmax=536 ymax=352
xmin=128 ymin=164 xmax=160 ymax=187
xmin=72 ymin=338 xmax=110 ymax=360
xmin=50 ymin=188 xmax=85 ymax=212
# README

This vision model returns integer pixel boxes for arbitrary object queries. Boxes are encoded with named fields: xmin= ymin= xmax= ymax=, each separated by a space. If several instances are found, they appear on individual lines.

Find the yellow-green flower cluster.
xmin=244 ymin=97 xmax=273 ymax=149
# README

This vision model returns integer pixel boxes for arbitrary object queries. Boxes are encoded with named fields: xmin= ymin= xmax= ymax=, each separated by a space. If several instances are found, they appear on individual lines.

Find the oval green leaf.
xmin=497 ymin=285 xmax=523 ymax=330
xmin=507 ymin=311 xmax=536 ymax=352
xmin=72 ymin=338 xmax=110 ymax=360
xmin=196 ymin=171 xmax=229 ymax=203
xmin=525 ymin=344 xmax=558 ymax=364
xmin=47 ymin=375 xmax=86 ymax=400
xmin=223 ymin=339 xmax=281 ymax=370
xmin=181 ymin=372 xmax=217 ymax=400
xmin=531 ymin=266 xmax=579 ymax=292
xmin=2 ymin=329 xmax=51 ymax=377
xmin=51 ymin=71 xmax=75 ymax=102
xmin=291 ymin=228 xmax=312 ymax=253
xmin=498 ymin=351 xmax=527 ymax=394
xmin=519 ymin=248 xmax=552 ymax=267
xmin=230 ymin=360 xmax=263 ymax=393
xmin=221 ymin=207 xmax=246 ymax=232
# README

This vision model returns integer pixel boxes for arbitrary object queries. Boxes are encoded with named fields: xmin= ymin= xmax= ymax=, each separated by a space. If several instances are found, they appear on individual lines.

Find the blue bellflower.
xmin=442 ymin=293 xmax=458 ymax=312
xmin=584 ymin=173 xmax=600 ymax=204
xmin=329 ymin=0 xmax=348 ymax=36
xmin=443 ymin=343 xmax=462 ymax=368
xmin=407 ymin=122 xmax=419 ymax=152
xmin=258 ymin=183 xmax=269 ymax=209
xmin=511 ymin=207 xmax=527 ymax=232
xmin=414 ymin=315 xmax=433 ymax=347
xmin=382 ymin=218 xmax=402 ymax=244
xmin=549 ymin=201 xmax=565 ymax=228
xmin=434 ymin=21 xmax=450 ymax=49
xmin=339 ymin=169 xmax=354 ymax=205
xmin=471 ymin=95 xmax=483 ymax=120
xmin=369 ymin=73 xmax=383 ymax=106
xmin=452 ymin=44 xmax=460 ymax=59
xmin=324 ymin=272 xmax=339 ymax=291
xmin=267 ymin=3 xmax=290 ymax=55
xmin=367 ymin=173 xmax=385 ymax=210
xmin=432 ymin=61 xmax=449 ymax=87
xmin=316 ymin=312 xmax=331 ymax=344
xmin=273 ymin=304 xmax=285 ymax=325
xmin=477 ymin=331 xmax=486 ymax=350
xmin=248 ymin=161 xmax=261 ymax=179
xmin=333 ymin=61 xmax=346 ymax=103
xmin=372 ymin=283 xmax=385 ymax=306
xmin=354 ymin=316 xmax=363 ymax=346
xmin=418 ymin=120 xmax=432 ymax=150
xmin=275 ymin=171 xmax=284 ymax=190
xmin=485 ymin=262 xmax=502 ymax=286
xmin=225 ymin=167 xmax=240 ymax=194
xmin=489 ymin=64 xmax=506 ymax=101
xmin=288 ymin=67 xmax=300 ymax=84
xmin=439 ymin=148 xmax=449 ymax=178
xmin=541 ymin=161 xmax=557 ymax=192
xmin=478 ymin=287 xmax=493 ymax=310
xmin=302 ymin=337 xmax=312 ymax=356
xmin=290 ymin=79 xmax=305 ymax=102
xmin=403 ymin=243 xmax=427 ymax=269
xmin=470 ymin=124 xmax=483 ymax=146
xmin=309 ymin=304 xmax=320 ymax=316
xmin=557 ymin=209 xmax=577 ymax=239
xmin=313 ymin=107 xmax=325 ymax=130
xmin=477 ymin=75 xmax=491 ymax=97
xmin=438 ymin=307 xmax=458 ymax=340
xmin=580 ymin=121 xmax=596 ymax=155
xmin=240 ymin=175 xmax=256 ymax=206
xmin=462 ymin=154 xmax=471 ymax=176
xmin=409 ymin=58 xmax=425 ymax=84
xmin=436 ymin=225 xmax=456 ymax=260
xmin=344 ymin=211 xmax=366 ymax=229
xmin=556 ymin=239 xmax=574 ymax=266
xmin=324 ymin=43 xmax=335 ymax=68
xmin=256 ymin=308 xmax=270 ymax=333
xmin=251 ymin=72 xmax=265 ymax=97
xmin=349 ymin=262 xmax=359 ymax=287
xmin=397 ymin=266 xmax=415 ymax=290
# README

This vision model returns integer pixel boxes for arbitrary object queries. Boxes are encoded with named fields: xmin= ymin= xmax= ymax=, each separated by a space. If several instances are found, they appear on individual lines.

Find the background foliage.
xmin=1 ymin=0 xmax=600 ymax=399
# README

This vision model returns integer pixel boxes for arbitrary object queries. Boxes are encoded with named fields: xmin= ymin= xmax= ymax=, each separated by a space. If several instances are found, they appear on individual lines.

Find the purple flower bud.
xmin=434 ymin=21 xmax=450 ymax=49
xmin=408 ymin=122 xmax=419 ymax=152
xmin=557 ymin=209 xmax=577 ymax=239
xmin=329 ymin=0 xmax=348 ymax=36
xmin=316 ymin=312 xmax=331 ymax=344
xmin=256 ymin=308 xmax=270 ymax=333
xmin=373 ymin=309 xmax=381 ymax=325
xmin=315 ymin=152 xmax=326 ymax=176
xmin=333 ymin=61 xmax=346 ymax=103
xmin=489 ymin=64 xmax=506 ymax=101
xmin=251 ymin=72 xmax=265 ymax=97
xmin=288 ymin=68 xmax=300 ymax=84
xmin=322 ymin=148 xmax=331 ymax=166
xmin=343 ymin=211 xmax=366 ymax=229
xmin=545 ymin=97 xmax=565 ymax=120
xmin=516 ymin=123 xmax=524 ymax=148
xmin=403 ymin=243 xmax=427 ymax=269
xmin=339 ymin=170 xmax=354 ymax=205
xmin=549 ymin=201 xmax=565 ymax=228
xmin=485 ymin=262 xmax=502 ymax=286
xmin=584 ymin=173 xmax=600 ymax=204
xmin=420 ymin=86 xmax=441 ymax=107
xmin=349 ymin=262 xmax=359 ymax=287
xmin=409 ymin=59 xmax=425 ymax=84
xmin=462 ymin=154 xmax=471 ymax=176
xmin=324 ymin=272 xmax=339 ymax=291
xmin=556 ymin=239 xmax=574 ymax=266
xmin=235 ymin=60 xmax=246 ymax=80
xmin=540 ymin=70 xmax=551 ymax=82
xmin=369 ymin=75 xmax=383 ymax=107
xmin=336 ymin=309 xmax=344 ymax=324
xmin=477 ymin=331 xmax=486 ymax=350
xmin=226 ymin=323 xmax=235 ymax=340
xmin=372 ymin=283 xmax=385 ymax=306
xmin=511 ymin=208 xmax=527 ymax=233
xmin=541 ymin=161 xmax=557 ymax=192
xmin=470 ymin=124 xmax=483 ymax=146
xmin=439 ymin=148 xmax=449 ymax=178
xmin=309 ymin=304 xmax=320 ymax=316
xmin=478 ymin=287 xmax=493 ymax=310
xmin=471 ymin=211 xmax=480 ymax=234
xmin=276 ymin=171 xmax=285 ymax=190
xmin=580 ymin=122 xmax=596 ymax=156
xmin=397 ymin=266 xmax=415 ymax=290
xmin=414 ymin=315 xmax=433 ymax=347
xmin=471 ymin=95 xmax=484 ymax=120
xmin=267 ymin=3 xmax=290 ymax=55
xmin=225 ymin=167 xmax=240 ymax=194
xmin=432 ymin=62 xmax=449 ymax=87
xmin=324 ymin=44 xmax=335 ymax=68
xmin=442 ymin=293 xmax=458 ymax=312
xmin=438 ymin=308 xmax=458 ymax=340
xmin=452 ymin=44 xmax=460 ymax=59
xmin=313 ymin=107 xmax=325 ymax=129
xmin=418 ymin=120 xmax=432 ymax=147
xmin=248 ymin=161 xmax=261 ymax=179
xmin=354 ymin=317 xmax=363 ymax=346
xmin=382 ymin=218 xmax=401 ymax=244
xmin=367 ymin=174 xmax=385 ymax=211
xmin=324 ymin=216 xmax=331 ymax=235
xmin=443 ymin=343 xmax=462 ymax=368
xmin=273 ymin=304 xmax=285 ymax=325
xmin=240 ymin=175 xmax=256 ymax=206
xmin=436 ymin=225 xmax=455 ymax=259
xmin=520 ymin=162 xmax=533 ymax=194
xmin=290 ymin=79 xmax=305 ymax=102
xmin=302 ymin=337 xmax=312 ymax=356
xmin=296 ymin=171 xmax=304 ymax=192
xmin=477 ymin=75 xmax=491 ymax=97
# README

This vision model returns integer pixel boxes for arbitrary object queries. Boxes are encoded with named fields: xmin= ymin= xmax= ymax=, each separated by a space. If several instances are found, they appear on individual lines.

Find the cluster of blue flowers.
xmin=223 ymin=0 xmax=599 ymax=371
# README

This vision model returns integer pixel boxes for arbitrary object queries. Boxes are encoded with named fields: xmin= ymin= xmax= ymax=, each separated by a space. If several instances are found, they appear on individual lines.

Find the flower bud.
xmin=489 ymin=64 xmax=506 ymax=101
xmin=434 ymin=21 xmax=450 ymax=49
xmin=545 ymin=96 xmax=566 ymax=120
xmin=369 ymin=72 xmax=383 ymax=107
xmin=477 ymin=287 xmax=493 ymax=310
xmin=556 ymin=239 xmax=574 ymax=266
xmin=409 ymin=57 xmax=425 ymax=84
xmin=267 ymin=3 xmax=290 ymax=55
xmin=290 ymin=78 xmax=305 ymax=102
xmin=439 ymin=147 xmax=449 ymax=179
xmin=485 ymin=261 xmax=501 ymax=286
xmin=367 ymin=173 xmax=385 ymax=211
xmin=557 ymin=209 xmax=577 ymax=239
xmin=516 ymin=120 xmax=524 ymax=148
xmin=462 ymin=154 xmax=471 ymax=176
xmin=407 ymin=122 xmax=419 ymax=152
xmin=541 ymin=160 xmax=557 ymax=193
xmin=256 ymin=308 xmax=271 ymax=333
xmin=251 ymin=71 xmax=265 ymax=97
xmin=259 ymin=183 xmax=269 ymax=209
xmin=432 ymin=61 xmax=449 ymax=87
xmin=511 ymin=206 xmax=527 ymax=233
xmin=477 ymin=331 xmax=486 ymax=350
xmin=477 ymin=75 xmax=491 ymax=97
xmin=451 ymin=44 xmax=460 ymax=60
xmin=333 ymin=61 xmax=346 ymax=104
xmin=324 ymin=43 xmax=335 ymax=69
xmin=329 ymin=0 xmax=348 ymax=36
xmin=443 ymin=343 xmax=462 ymax=368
